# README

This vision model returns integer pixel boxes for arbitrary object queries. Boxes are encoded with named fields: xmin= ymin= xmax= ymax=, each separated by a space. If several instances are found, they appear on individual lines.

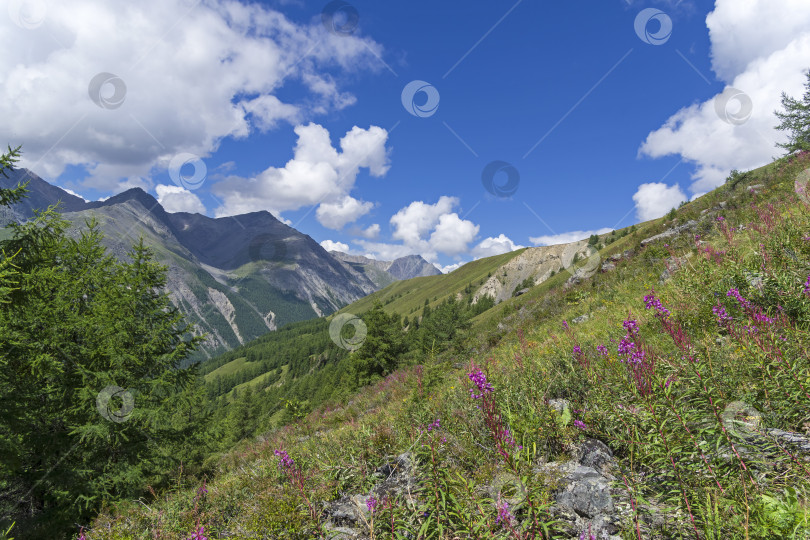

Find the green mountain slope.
xmin=86 ymin=151 xmax=810 ymax=539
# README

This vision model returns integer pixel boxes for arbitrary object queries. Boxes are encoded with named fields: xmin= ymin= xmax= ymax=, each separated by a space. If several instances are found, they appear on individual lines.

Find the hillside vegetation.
xmin=80 ymin=150 xmax=810 ymax=539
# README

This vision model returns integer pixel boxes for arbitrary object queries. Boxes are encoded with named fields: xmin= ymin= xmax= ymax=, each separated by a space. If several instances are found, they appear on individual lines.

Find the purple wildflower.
xmin=579 ymin=528 xmax=596 ymax=540
xmin=712 ymin=305 xmax=732 ymax=325
xmin=187 ymin=526 xmax=208 ymax=540
xmin=366 ymin=496 xmax=379 ymax=513
xmin=496 ymin=499 xmax=513 ymax=525
xmin=622 ymin=318 xmax=639 ymax=336
xmin=574 ymin=419 xmax=587 ymax=430
xmin=644 ymin=290 xmax=670 ymax=318
xmin=752 ymin=311 xmax=775 ymax=325
xmin=426 ymin=418 xmax=440 ymax=432
xmin=618 ymin=335 xmax=636 ymax=358
xmin=596 ymin=344 xmax=608 ymax=357
xmin=727 ymin=288 xmax=754 ymax=310
xmin=562 ymin=320 xmax=569 ymax=330
xmin=804 ymin=274 xmax=810 ymax=297
xmin=274 ymin=449 xmax=295 ymax=470
xmin=468 ymin=368 xmax=493 ymax=399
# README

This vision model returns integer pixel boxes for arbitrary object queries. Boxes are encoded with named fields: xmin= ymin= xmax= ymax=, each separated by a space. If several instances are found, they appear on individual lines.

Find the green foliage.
xmin=0 ymin=146 xmax=206 ymax=537
xmin=775 ymin=69 xmax=810 ymax=155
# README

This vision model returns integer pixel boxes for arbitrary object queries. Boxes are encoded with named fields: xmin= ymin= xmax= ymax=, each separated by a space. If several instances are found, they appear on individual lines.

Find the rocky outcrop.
xmin=640 ymin=220 xmax=699 ymax=246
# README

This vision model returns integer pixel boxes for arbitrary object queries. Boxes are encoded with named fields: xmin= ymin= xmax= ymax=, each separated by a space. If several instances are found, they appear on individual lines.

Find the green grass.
xmin=204 ymin=356 xmax=249 ymax=382
xmin=335 ymin=248 xmax=525 ymax=319
xmin=85 ymin=152 xmax=810 ymax=539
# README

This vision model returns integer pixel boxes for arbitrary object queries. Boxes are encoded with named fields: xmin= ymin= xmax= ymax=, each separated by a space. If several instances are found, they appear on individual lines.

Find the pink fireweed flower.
xmin=574 ymin=419 xmax=587 ymax=430
xmin=426 ymin=418 xmax=440 ymax=432
xmin=274 ymin=449 xmax=295 ymax=470
xmin=804 ymin=274 xmax=810 ymax=297
xmin=187 ymin=526 xmax=208 ymax=540
xmin=596 ymin=344 xmax=608 ymax=356
xmin=366 ymin=496 xmax=379 ymax=513
xmin=752 ymin=311 xmax=775 ymax=325
xmin=712 ymin=305 xmax=732 ymax=324
xmin=562 ymin=320 xmax=569 ymax=330
xmin=496 ymin=499 xmax=514 ymax=525
xmin=622 ymin=318 xmax=639 ymax=336
xmin=643 ymin=290 xmax=670 ymax=318
xmin=727 ymin=288 xmax=754 ymax=310
xmin=468 ymin=368 xmax=493 ymax=399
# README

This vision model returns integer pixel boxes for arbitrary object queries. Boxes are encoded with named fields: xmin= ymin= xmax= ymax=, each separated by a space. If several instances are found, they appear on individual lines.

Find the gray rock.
xmin=549 ymin=399 xmax=570 ymax=413
xmin=641 ymin=220 xmax=698 ymax=246
xmin=600 ymin=261 xmax=616 ymax=272
xmin=572 ymin=314 xmax=590 ymax=324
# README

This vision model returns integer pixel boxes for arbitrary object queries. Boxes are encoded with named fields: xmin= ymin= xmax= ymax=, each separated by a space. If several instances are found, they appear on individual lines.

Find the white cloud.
xmin=316 ymin=195 xmax=373 ymax=229
xmin=155 ymin=184 xmax=206 ymax=214
xmin=429 ymin=213 xmax=479 ymax=256
xmin=530 ymin=228 xmax=613 ymax=246
xmin=212 ymin=123 xmax=390 ymax=221
xmin=632 ymin=183 xmax=687 ymax=221
xmin=639 ymin=0 xmax=810 ymax=194
xmin=472 ymin=234 xmax=524 ymax=258
xmin=61 ymin=187 xmax=87 ymax=201
xmin=1 ymin=0 xmax=384 ymax=191
xmin=357 ymin=197 xmax=480 ymax=262
xmin=320 ymin=239 xmax=349 ymax=253
xmin=440 ymin=262 xmax=466 ymax=274
xmin=390 ymin=196 xmax=457 ymax=245
xmin=350 ymin=223 xmax=380 ymax=239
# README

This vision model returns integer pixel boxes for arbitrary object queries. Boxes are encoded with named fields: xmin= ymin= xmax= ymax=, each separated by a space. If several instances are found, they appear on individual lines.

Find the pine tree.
xmin=775 ymin=69 xmax=810 ymax=155
xmin=0 ymin=146 xmax=205 ymax=534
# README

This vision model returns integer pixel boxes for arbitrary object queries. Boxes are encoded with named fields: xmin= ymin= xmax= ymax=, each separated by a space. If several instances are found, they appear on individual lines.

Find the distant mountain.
xmin=0 ymin=169 xmax=414 ymax=358
xmin=330 ymin=251 xmax=441 ymax=288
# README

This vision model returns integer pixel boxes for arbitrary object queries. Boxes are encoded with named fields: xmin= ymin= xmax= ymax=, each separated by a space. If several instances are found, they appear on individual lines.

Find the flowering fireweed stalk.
xmin=273 ymin=448 xmax=321 ymax=528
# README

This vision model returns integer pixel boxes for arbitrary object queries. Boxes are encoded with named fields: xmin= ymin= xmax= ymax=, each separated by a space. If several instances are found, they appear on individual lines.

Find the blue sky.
xmin=3 ymin=0 xmax=809 ymax=271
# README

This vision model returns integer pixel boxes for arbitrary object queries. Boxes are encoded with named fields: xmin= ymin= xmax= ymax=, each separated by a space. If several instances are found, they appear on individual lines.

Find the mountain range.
xmin=0 ymin=169 xmax=440 ymax=358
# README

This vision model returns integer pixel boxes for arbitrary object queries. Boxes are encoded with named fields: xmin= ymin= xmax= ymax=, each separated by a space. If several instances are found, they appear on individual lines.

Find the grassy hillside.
xmin=336 ymin=249 xmax=525 ymax=318
xmin=84 ymin=152 xmax=810 ymax=539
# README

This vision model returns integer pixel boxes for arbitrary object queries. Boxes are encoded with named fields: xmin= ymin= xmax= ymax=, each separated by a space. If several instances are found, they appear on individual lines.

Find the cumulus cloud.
xmin=632 ymin=183 xmax=687 ymax=221
xmin=358 ymin=197 xmax=480 ymax=262
xmin=316 ymin=195 xmax=373 ymax=229
xmin=211 ymin=123 xmax=390 ymax=222
xmin=440 ymin=262 xmax=466 ymax=274
xmin=349 ymin=223 xmax=380 ymax=239
xmin=472 ymin=234 xmax=524 ymax=258
xmin=0 ymin=0 xmax=384 ymax=190
xmin=530 ymin=228 xmax=613 ymax=246
xmin=320 ymin=239 xmax=349 ymax=253
xmin=155 ymin=184 xmax=206 ymax=214
xmin=639 ymin=0 xmax=810 ymax=194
